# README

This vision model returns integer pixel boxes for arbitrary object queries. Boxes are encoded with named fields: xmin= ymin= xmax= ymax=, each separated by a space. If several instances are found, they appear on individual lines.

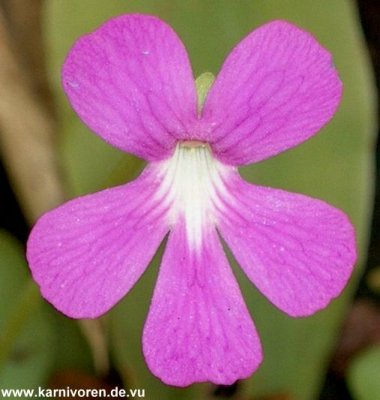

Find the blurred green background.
xmin=0 ymin=1 xmax=378 ymax=399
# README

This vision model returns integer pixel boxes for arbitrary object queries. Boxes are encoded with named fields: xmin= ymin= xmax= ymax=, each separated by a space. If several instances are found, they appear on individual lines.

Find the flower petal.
xmin=216 ymin=173 xmax=356 ymax=317
xmin=202 ymin=20 xmax=342 ymax=166
xmin=62 ymin=14 xmax=197 ymax=161
xmin=27 ymin=165 xmax=170 ymax=318
xmin=143 ymin=219 xmax=262 ymax=386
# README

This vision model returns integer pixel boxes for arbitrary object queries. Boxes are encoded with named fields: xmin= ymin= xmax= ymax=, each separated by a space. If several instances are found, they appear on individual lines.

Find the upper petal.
xmin=143 ymin=219 xmax=262 ymax=386
xmin=62 ymin=14 xmax=197 ymax=161
xmin=27 ymin=165 xmax=170 ymax=318
xmin=216 ymin=173 xmax=356 ymax=317
xmin=202 ymin=20 xmax=342 ymax=166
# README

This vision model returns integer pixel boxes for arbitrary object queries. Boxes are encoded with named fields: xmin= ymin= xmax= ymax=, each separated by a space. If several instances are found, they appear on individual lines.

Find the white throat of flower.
xmin=159 ymin=142 xmax=229 ymax=249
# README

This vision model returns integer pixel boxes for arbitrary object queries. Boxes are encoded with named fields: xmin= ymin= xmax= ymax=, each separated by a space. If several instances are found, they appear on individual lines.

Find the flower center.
xmin=160 ymin=142 xmax=227 ymax=249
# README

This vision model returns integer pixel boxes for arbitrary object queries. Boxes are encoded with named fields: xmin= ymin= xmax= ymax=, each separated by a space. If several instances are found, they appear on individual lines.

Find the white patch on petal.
xmin=157 ymin=142 xmax=231 ymax=249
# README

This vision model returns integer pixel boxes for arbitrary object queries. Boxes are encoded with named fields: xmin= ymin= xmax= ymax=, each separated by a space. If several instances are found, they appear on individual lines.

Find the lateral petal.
xmin=216 ymin=173 xmax=356 ymax=317
xmin=27 ymin=165 xmax=170 ymax=318
xmin=62 ymin=14 xmax=197 ymax=161
xmin=202 ymin=20 xmax=342 ymax=166
xmin=143 ymin=219 xmax=262 ymax=386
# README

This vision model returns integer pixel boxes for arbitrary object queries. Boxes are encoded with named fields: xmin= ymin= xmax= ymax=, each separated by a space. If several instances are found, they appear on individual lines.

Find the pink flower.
xmin=27 ymin=15 xmax=356 ymax=386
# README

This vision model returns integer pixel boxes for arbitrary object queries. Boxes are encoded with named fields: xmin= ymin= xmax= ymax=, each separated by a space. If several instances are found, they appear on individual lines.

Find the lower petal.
xmin=143 ymin=218 xmax=262 ymax=386
xmin=27 ymin=165 xmax=170 ymax=318
xmin=216 ymin=173 xmax=356 ymax=317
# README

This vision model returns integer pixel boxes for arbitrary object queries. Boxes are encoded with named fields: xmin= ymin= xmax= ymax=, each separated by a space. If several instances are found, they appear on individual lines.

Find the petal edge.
xmin=62 ymin=14 xmax=197 ymax=161
xmin=216 ymin=173 xmax=356 ymax=317
xmin=27 ymin=165 xmax=170 ymax=318
xmin=203 ymin=20 xmax=342 ymax=166
xmin=143 ymin=219 xmax=262 ymax=386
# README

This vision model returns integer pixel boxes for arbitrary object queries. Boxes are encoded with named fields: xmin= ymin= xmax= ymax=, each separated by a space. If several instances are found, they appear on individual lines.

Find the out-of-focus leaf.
xmin=60 ymin=117 xmax=143 ymax=197
xmin=50 ymin=314 xmax=94 ymax=374
xmin=0 ymin=230 xmax=55 ymax=388
xmin=347 ymin=345 xmax=380 ymax=400
xmin=45 ymin=1 xmax=376 ymax=399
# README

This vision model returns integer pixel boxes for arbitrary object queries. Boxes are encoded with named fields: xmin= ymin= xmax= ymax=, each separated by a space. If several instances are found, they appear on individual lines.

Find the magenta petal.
xmin=217 ymin=174 xmax=356 ymax=317
xmin=143 ymin=219 xmax=262 ymax=386
xmin=62 ymin=14 xmax=197 ymax=161
xmin=202 ymin=20 xmax=342 ymax=166
xmin=26 ymin=166 xmax=169 ymax=318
